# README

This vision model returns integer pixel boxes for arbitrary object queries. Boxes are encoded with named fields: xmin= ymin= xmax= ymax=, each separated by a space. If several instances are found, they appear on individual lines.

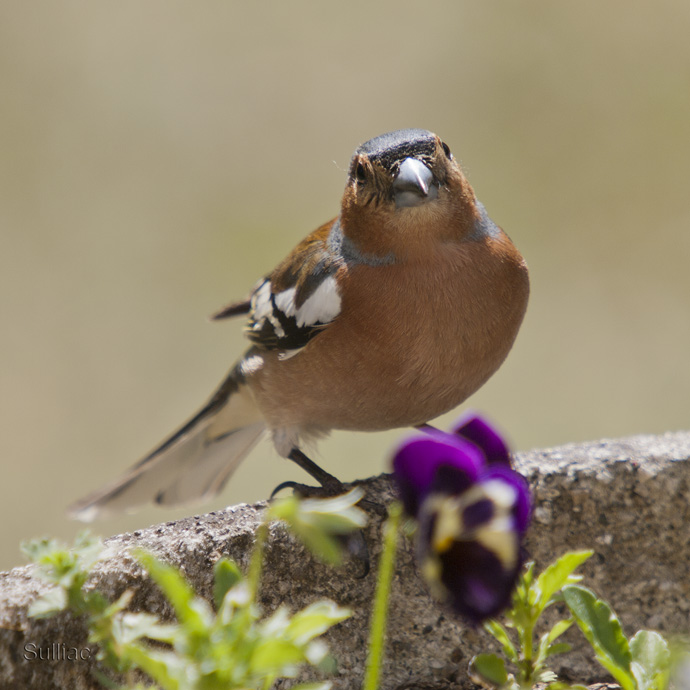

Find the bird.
xmin=69 ymin=128 xmax=529 ymax=522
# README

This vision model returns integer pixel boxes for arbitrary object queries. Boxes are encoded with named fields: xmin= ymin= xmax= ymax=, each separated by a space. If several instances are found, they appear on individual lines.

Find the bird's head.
xmin=340 ymin=129 xmax=479 ymax=259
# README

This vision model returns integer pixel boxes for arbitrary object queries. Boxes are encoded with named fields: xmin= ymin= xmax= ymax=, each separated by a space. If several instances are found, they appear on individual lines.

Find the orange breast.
xmin=249 ymin=231 xmax=529 ymax=434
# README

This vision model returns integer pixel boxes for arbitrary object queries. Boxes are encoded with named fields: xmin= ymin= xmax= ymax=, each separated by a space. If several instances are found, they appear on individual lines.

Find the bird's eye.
xmin=354 ymin=162 xmax=367 ymax=184
xmin=441 ymin=141 xmax=453 ymax=160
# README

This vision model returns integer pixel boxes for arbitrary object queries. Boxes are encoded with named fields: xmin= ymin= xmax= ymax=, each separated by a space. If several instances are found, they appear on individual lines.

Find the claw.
xmin=269 ymin=481 xmax=303 ymax=499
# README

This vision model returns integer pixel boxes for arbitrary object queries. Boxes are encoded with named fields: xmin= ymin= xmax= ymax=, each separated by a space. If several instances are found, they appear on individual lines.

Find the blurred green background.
xmin=1 ymin=1 xmax=689 ymax=572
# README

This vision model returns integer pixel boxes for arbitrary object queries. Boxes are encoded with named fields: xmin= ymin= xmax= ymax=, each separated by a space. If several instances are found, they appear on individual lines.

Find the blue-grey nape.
xmin=328 ymin=218 xmax=396 ymax=266
xmin=356 ymin=129 xmax=437 ymax=170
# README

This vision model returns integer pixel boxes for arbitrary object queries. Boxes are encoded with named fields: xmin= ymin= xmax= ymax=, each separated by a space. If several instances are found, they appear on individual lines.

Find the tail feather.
xmin=154 ymin=422 xmax=265 ymax=506
xmin=69 ymin=370 xmax=265 ymax=522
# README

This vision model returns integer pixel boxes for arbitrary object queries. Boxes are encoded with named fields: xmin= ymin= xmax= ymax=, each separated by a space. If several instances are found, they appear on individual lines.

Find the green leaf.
xmin=629 ymin=630 xmax=670 ymax=688
xmin=260 ymin=605 xmax=291 ymax=637
xmin=269 ymin=497 xmax=340 ymax=564
xmin=268 ymin=489 xmax=367 ymax=564
xmin=631 ymin=662 xmax=648 ymax=690
xmin=510 ymin=561 xmax=534 ymax=609
xmin=28 ymin=587 xmax=67 ymax=618
xmin=547 ymin=618 xmax=575 ymax=644
xmin=297 ymin=488 xmax=368 ymax=529
xmin=469 ymin=653 xmax=509 ymax=686
xmin=22 ymin=532 xmax=104 ymax=596
xmin=250 ymin=600 xmax=348 ymax=677
xmin=250 ymin=638 xmax=304 ymax=675
xmin=535 ymin=669 xmax=557 ymax=683
xmin=114 ymin=612 xmax=178 ymax=645
xmin=217 ymin=581 xmax=252 ymax=626
xmin=295 ymin=527 xmax=344 ymax=564
xmin=484 ymin=619 xmax=518 ymax=662
xmin=213 ymin=557 xmax=243 ymax=610
xmin=536 ymin=551 xmax=593 ymax=613
xmin=122 ymin=644 xmax=185 ymax=690
xmin=522 ymin=561 xmax=535 ymax=589
xmin=316 ymin=653 xmax=338 ymax=675
xmin=534 ymin=617 xmax=574 ymax=665
xmin=536 ymin=623 xmax=572 ymax=669
xmin=562 ymin=585 xmax=635 ymax=690
xmin=546 ymin=642 xmax=572 ymax=657
xmin=136 ymin=551 xmax=213 ymax=632
xmin=304 ymin=639 xmax=329 ymax=665
xmin=72 ymin=531 xmax=105 ymax=566
xmin=286 ymin=601 xmax=351 ymax=645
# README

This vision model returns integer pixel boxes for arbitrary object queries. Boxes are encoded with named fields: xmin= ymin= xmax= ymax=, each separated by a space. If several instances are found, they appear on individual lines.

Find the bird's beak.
xmin=393 ymin=157 xmax=439 ymax=208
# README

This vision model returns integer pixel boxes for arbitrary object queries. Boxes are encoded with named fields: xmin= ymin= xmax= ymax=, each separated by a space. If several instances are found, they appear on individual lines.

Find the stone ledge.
xmin=1 ymin=431 xmax=689 ymax=690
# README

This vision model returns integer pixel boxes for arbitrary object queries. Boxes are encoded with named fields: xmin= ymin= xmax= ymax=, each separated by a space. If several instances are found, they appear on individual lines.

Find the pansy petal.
xmin=419 ymin=535 xmax=521 ymax=623
xmin=462 ymin=497 xmax=495 ymax=530
xmin=416 ymin=472 xmax=526 ymax=623
xmin=480 ymin=465 xmax=532 ymax=534
xmin=452 ymin=413 xmax=512 ymax=467
xmin=392 ymin=434 xmax=483 ymax=517
xmin=393 ymin=414 xmax=532 ymax=624
xmin=440 ymin=540 xmax=521 ymax=622
xmin=428 ymin=463 xmax=475 ymax=498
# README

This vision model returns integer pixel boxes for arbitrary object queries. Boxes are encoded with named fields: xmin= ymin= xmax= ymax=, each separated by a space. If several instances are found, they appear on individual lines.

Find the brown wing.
xmin=210 ymin=299 xmax=251 ymax=320
xmin=229 ymin=218 xmax=344 ymax=352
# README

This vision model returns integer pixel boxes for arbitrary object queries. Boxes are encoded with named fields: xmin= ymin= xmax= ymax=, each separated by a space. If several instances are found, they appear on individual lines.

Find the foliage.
xmin=470 ymin=550 xmax=688 ymax=690
xmin=563 ymin=585 xmax=679 ymax=690
xmin=469 ymin=550 xmax=593 ymax=690
xmin=21 ymin=482 xmax=690 ymax=690
xmin=268 ymin=488 xmax=367 ymax=565
xmin=23 ymin=488 xmax=366 ymax=690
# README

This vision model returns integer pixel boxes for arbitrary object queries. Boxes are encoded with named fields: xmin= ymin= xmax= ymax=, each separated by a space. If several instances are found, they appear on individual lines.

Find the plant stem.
xmin=520 ymin=617 xmax=535 ymax=684
xmin=363 ymin=502 xmax=402 ymax=690
xmin=247 ymin=521 xmax=269 ymax=602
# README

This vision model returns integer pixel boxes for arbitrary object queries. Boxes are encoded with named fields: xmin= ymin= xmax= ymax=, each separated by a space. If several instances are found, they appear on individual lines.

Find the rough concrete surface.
xmin=1 ymin=431 xmax=689 ymax=690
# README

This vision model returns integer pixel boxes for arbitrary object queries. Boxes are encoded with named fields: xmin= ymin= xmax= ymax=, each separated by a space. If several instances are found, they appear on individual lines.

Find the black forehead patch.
xmin=355 ymin=129 xmax=437 ymax=169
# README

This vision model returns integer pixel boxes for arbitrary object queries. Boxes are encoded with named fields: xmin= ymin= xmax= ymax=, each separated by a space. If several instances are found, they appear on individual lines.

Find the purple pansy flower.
xmin=392 ymin=413 xmax=531 ymax=623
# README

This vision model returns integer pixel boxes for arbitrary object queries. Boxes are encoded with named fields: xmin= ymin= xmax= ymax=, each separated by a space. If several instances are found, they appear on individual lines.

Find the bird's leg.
xmin=271 ymin=448 xmax=344 ymax=499
xmin=287 ymin=448 xmax=344 ymax=489
xmin=270 ymin=447 xmax=371 ymax=578
xmin=280 ymin=449 xmax=384 ymax=517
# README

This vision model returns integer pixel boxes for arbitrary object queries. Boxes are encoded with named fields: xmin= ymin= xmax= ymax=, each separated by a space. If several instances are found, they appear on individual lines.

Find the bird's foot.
xmin=269 ymin=448 xmax=385 ymax=577
xmin=270 ymin=479 xmax=371 ymax=577
xmin=269 ymin=480 xmax=341 ymax=500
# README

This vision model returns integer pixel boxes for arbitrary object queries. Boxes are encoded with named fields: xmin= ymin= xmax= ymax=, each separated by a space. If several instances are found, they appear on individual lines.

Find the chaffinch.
xmin=70 ymin=128 xmax=529 ymax=521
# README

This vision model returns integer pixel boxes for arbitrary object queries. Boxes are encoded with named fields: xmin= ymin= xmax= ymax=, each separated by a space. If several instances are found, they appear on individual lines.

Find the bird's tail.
xmin=68 ymin=366 xmax=266 ymax=522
